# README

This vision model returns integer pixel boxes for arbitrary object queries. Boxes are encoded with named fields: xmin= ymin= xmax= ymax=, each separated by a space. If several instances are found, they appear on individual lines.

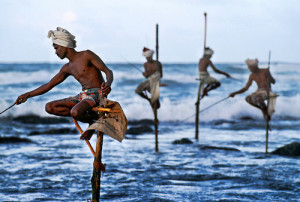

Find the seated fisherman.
xmin=229 ymin=59 xmax=277 ymax=121
xmin=198 ymin=47 xmax=231 ymax=98
xmin=135 ymin=47 xmax=163 ymax=109
xmin=15 ymin=27 xmax=113 ymax=140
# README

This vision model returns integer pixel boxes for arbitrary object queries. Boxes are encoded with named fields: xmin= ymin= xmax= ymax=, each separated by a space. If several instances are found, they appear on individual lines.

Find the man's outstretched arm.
xmin=16 ymin=65 xmax=70 ymax=104
xmin=229 ymin=76 xmax=253 ymax=97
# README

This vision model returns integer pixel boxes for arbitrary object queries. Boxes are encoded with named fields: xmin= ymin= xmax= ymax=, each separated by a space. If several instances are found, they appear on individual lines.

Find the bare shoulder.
xmin=82 ymin=49 xmax=96 ymax=58
xmin=61 ymin=63 xmax=70 ymax=73
xmin=80 ymin=50 xmax=102 ymax=61
xmin=249 ymin=73 xmax=255 ymax=80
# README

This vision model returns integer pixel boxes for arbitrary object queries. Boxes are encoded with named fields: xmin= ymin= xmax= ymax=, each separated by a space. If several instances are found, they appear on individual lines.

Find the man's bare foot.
xmin=80 ymin=129 xmax=95 ymax=140
xmin=201 ymin=90 xmax=208 ymax=99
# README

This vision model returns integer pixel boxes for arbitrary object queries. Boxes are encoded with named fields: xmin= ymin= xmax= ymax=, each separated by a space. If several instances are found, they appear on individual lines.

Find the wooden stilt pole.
xmin=204 ymin=12 xmax=207 ymax=50
xmin=153 ymin=108 xmax=159 ymax=153
xmin=195 ymin=13 xmax=207 ymax=140
xmin=72 ymin=118 xmax=96 ymax=156
xmin=265 ymin=120 xmax=269 ymax=154
xmin=265 ymin=50 xmax=271 ymax=154
xmin=91 ymin=131 xmax=105 ymax=202
xmin=154 ymin=23 xmax=159 ymax=153
xmin=195 ymin=82 xmax=202 ymax=141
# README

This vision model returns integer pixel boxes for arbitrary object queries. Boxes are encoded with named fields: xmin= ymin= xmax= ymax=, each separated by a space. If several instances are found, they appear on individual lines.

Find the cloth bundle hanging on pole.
xmin=83 ymin=97 xmax=127 ymax=142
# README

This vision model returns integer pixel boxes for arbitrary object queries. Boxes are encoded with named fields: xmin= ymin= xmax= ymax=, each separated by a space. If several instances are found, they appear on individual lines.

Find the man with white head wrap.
xmin=47 ymin=27 xmax=76 ymax=48
xmin=16 ymin=27 xmax=115 ymax=140
xmin=198 ymin=47 xmax=231 ymax=99
xmin=135 ymin=47 xmax=163 ymax=109
xmin=229 ymin=58 xmax=277 ymax=121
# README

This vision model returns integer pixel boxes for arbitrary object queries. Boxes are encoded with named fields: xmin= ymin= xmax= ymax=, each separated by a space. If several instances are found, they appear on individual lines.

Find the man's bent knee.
xmin=214 ymin=82 xmax=221 ymax=88
xmin=245 ymin=96 xmax=252 ymax=104
xmin=70 ymin=108 xmax=80 ymax=119
xmin=45 ymin=102 xmax=55 ymax=115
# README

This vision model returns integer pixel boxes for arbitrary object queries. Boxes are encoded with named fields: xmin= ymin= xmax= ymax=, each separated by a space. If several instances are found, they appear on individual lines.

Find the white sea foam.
xmin=1 ymin=63 xmax=299 ymax=122
xmin=0 ymin=70 xmax=58 ymax=85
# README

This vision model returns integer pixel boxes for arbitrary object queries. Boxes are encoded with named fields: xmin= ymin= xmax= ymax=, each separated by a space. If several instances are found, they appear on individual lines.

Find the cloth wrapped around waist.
xmin=148 ymin=71 xmax=161 ymax=105
xmin=247 ymin=88 xmax=278 ymax=116
xmin=199 ymin=71 xmax=219 ymax=85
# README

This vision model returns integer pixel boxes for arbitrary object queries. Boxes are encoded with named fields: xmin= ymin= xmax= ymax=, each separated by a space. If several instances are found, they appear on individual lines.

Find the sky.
xmin=0 ymin=0 xmax=299 ymax=63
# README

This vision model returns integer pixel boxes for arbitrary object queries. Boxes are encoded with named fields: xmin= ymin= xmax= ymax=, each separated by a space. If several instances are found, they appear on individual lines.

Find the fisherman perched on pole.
xmin=198 ymin=47 xmax=231 ymax=99
xmin=135 ymin=47 xmax=163 ymax=109
xmin=229 ymin=59 xmax=277 ymax=121
xmin=15 ymin=27 xmax=114 ymax=140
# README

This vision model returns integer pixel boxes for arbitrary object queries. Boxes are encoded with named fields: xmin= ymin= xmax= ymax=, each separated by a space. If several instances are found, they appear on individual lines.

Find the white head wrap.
xmin=47 ymin=27 xmax=76 ymax=48
xmin=204 ymin=47 xmax=214 ymax=56
xmin=142 ymin=47 xmax=154 ymax=58
xmin=245 ymin=59 xmax=258 ymax=67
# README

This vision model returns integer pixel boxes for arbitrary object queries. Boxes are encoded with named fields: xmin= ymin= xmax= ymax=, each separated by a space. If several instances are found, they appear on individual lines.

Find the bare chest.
xmin=145 ymin=63 xmax=157 ymax=72
xmin=69 ymin=63 xmax=88 ymax=77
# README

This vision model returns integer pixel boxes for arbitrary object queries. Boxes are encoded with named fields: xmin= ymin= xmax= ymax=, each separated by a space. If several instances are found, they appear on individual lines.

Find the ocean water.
xmin=0 ymin=62 xmax=299 ymax=201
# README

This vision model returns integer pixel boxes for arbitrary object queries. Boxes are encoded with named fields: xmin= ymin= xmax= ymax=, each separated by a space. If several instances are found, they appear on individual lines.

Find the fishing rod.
xmin=196 ymin=77 xmax=243 ymax=82
xmin=181 ymin=97 xmax=229 ymax=122
xmin=0 ymin=95 xmax=31 ymax=115
xmin=0 ymin=103 xmax=16 ymax=115
xmin=229 ymin=77 xmax=243 ymax=83
xmin=121 ymin=57 xmax=143 ymax=73
xmin=199 ymin=97 xmax=229 ymax=113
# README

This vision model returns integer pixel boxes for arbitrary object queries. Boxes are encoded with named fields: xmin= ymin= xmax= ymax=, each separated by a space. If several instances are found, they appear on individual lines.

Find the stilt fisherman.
xmin=229 ymin=59 xmax=277 ymax=121
xmin=135 ymin=47 xmax=163 ymax=109
xmin=198 ymin=47 xmax=231 ymax=99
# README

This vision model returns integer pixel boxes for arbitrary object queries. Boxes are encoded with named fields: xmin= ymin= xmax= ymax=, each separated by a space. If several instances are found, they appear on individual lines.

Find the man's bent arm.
xmin=209 ymin=61 xmax=230 ymax=77
xmin=267 ymin=70 xmax=276 ymax=84
xmin=16 ymin=65 xmax=69 ymax=104
xmin=88 ymin=50 xmax=113 ymax=86
xmin=229 ymin=77 xmax=253 ymax=97
xmin=158 ymin=61 xmax=163 ymax=78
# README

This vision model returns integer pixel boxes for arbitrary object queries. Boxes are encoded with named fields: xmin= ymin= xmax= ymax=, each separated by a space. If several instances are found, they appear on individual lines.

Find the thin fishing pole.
xmin=0 ymin=103 xmax=16 ymax=115
xmin=196 ymin=77 xmax=243 ymax=83
xmin=199 ymin=97 xmax=228 ymax=113
xmin=229 ymin=77 xmax=243 ymax=82
xmin=180 ymin=97 xmax=228 ymax=122
xmin=121 ymin=57 xmax=143 ymax=73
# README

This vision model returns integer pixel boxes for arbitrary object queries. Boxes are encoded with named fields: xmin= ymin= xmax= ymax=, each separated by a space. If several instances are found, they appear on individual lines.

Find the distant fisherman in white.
xmin=135 ymin=47 xmax=163 ymax=109
xmin=198 ymin=47 xmax=231 ymax=99
xmin=229 ymin=59 xmax=277 ymax=121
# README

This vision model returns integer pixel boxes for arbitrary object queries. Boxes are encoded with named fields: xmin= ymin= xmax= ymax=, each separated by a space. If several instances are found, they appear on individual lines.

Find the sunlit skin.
xmin=198 ymin=54 xmax=231 ymax=98
xmin=143 ymin=56 xmax=163 ymax=78
xmin=15 ymin=43 xmax=113 ymax=140
xmin=229 ymin=65 xmax=275 ymax=120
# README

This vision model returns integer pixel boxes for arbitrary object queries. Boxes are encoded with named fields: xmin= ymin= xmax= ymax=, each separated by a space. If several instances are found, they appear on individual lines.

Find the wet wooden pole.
xmin=203 ymin=12 xmax=207 ymax=50
xmin=91 ymin=131 xmax=105 ymax=202
xmin=195 ymin=12 xmax=207 ymax=141
xmin=265 ymin=50 xmax=271 ymax=154
xmin=72 ymin=118 xmax=104 ymax=201
xmin=153 ymin=23 xmax=159 ymax=153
